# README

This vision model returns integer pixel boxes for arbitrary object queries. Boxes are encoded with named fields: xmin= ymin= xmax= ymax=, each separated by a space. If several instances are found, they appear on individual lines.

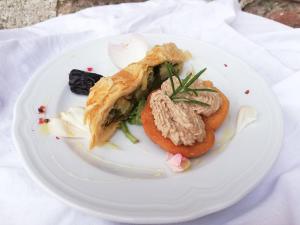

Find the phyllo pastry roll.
xmin=85 ymin=43 xmax=188 ymax=148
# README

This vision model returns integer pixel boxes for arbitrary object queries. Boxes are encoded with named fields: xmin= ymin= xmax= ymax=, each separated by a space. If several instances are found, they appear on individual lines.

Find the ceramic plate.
xmin=13 ymin=34 xmax=283 ymax=224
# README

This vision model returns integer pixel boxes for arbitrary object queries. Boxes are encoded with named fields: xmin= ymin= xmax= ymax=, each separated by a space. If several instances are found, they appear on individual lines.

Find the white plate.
xmin=12 ymin=34 xmax=283 ymax=224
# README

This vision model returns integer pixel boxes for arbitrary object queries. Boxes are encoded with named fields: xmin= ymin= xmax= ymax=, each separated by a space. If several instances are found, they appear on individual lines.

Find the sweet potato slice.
xmin=203 ymin=89 xmax=229 ymax=130
xmin=141 ymin=83 xmax=229 ymax=158
xmin=141 ymin=95 xmax=215 ymax=158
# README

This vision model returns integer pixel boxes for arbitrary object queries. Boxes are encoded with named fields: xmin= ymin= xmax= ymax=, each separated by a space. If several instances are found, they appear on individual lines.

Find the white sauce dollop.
xmin=209 ymin=106 xmax=258 ymax=152
xmin=48 ymin=107 xmax=89 ymax=138
xmin=108 ymin=34 xmax=149 ymax=69
xmin=236 ymin=106 xmax=257 ymax=133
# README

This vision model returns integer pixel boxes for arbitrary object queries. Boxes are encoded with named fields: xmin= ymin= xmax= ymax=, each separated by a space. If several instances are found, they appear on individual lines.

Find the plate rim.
xmin=12 ymin=33 xmax=284 ymax=224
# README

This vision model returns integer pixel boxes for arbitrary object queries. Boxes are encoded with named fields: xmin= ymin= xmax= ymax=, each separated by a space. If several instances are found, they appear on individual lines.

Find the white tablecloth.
xmin=1 ymin=0 xmax=300 ymax=224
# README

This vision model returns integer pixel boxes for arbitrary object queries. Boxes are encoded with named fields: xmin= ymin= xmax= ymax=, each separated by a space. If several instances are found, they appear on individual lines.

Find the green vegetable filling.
xmin=104 ymin=62 xmax=181 ymax=128
xmin=103 ymin=62 xmax=182 ymax=144
xmin=128 ymin=97 xmax=146 ymax=125
xmin=120 ymin=121 xmax=139 ymax=144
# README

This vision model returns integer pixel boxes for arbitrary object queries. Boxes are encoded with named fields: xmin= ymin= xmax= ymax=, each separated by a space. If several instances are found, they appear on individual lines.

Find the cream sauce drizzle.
xmin=215 ymin=106 xmax=257 ymax=151
xmin=50 ymin=148 xmax=166 ymax=183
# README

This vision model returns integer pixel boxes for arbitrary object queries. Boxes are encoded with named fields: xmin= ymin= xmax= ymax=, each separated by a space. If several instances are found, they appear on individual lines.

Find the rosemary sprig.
xmin=187 ymin=88 xmax=217 ymax=92
xmin=182 ymin=73 xmax=193 ymax=86
xmin=184 ymin=68 xmax=207 ymax=88
xmin=173 ymin=73 xmax=195 ymax=95
xmin=186 ymin=87 xmax=198 ymax=96
xmin=166 ymin=64 xmax=215 ymax=106
xmin=166 ymin=62 xmax=182 ymax=86
xmin=173 ymin=97 xmax=210 ymax=106
xmin=166 ymin=63 xmax=176 ymax=94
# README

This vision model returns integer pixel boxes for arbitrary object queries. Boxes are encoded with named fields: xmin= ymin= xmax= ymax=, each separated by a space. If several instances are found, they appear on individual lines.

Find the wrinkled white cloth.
xmin=1 ymin=0 xmax=300 ymax=224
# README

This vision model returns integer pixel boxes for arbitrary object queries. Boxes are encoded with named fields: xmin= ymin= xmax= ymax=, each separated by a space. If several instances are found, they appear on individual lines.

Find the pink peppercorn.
xmin=87 ymin=67 xmax=93 ymax=72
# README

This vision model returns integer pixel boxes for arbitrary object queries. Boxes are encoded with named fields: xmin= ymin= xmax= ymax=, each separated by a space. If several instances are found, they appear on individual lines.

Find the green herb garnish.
xmin=166 ymin=62 xmax=182 ymax=86
xmin=172 ymin=97 xmax=210 ymax=106
xmin=166 ymin=63 xmax=176 ymax=94
xmin=128 ymin=97 xmax=146 ymax=125
xmin=123 ymin=97 xmax=146 ymax=143
xmin=120 ymin=64 xmax=215 ymax=144
xmin=166 ymin=64 xmax=216 ymax=105
xmin=120 ymin=121 xmax=139 ymax=144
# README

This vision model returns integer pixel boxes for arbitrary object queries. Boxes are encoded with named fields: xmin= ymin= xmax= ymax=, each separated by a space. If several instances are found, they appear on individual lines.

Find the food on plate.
xmin=141 ymin=65 xmax=229 ymax=158
xmin=38 ymin=105 xmax=46 ymax=114
xmin=236 ymin=106 xmax=257 ymax=133
xmin=119 ymin=121 xmax=139 ymax=144
xmin=108 ymin=34 xmax=149 ymax=69
xmin=40 ymin=37 xmax=262 ymax=174
xmin=84 ymin=43 xmax=188 ymax=148
xmin=142 ymin=96 xmax=215 ymax=158
xmin=38 ymin=118 xmax=50 ymax=125
xmin=47 ymin=107 xmax=89 ymax=138
xmin=166 ymin=153 xmax=191 ymax=172
xmin=69 ymin=69 xmax=103 ymax=95
xmin=202 ymin=88 xmax=230 ymax=130
xmin=48 ymin=40 xmax=232 ymax=168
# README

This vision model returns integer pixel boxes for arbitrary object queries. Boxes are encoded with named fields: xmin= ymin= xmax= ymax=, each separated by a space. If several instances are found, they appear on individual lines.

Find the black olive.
xmin=69 ymin=69 xmax=103 ymax=95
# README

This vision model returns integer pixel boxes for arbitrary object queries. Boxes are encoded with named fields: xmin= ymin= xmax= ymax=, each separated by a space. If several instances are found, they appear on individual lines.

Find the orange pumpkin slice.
xmin=203 ymin=89 xmax=229 ymax=130
xmin=141 ymin=83 xmax=229 ymax=158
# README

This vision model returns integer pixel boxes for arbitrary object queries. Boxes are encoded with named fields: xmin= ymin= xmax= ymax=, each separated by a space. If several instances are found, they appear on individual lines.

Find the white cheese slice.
xmin=48 ymin=107 xmax=89 ymax=138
